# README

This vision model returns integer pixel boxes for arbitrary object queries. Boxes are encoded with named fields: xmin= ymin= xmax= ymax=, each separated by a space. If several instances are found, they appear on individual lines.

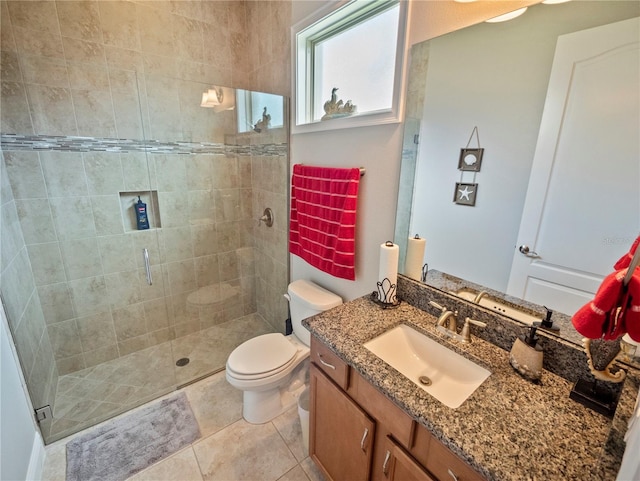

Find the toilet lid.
xmin=227 ymin=333 xmax=298 ymax=375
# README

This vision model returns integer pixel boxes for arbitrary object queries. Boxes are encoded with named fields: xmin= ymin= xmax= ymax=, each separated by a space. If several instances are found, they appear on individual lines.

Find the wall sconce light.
xmin=201 ymin=87 xmax=223 ymax=107
xmin=200 ymin=86 xmax=236 ymax=112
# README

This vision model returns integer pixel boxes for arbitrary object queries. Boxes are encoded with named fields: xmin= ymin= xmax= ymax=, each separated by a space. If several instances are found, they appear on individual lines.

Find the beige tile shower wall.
xmin=245 ymin=1 xmax=291 ymax=97
xmin=243 ymin=1 xmax=292 ymax=330
xmin=0 ymin=152 xmax=58 ymax=440
xmin=3 ymin=148 xmax=255 ymax=375
xmin=246 ymin=131 xmax=289 ymax=334
xmin=405 ymin=41 xmax=430 ymax=120
xmin=1 ymin=0 xmax=249 ymax=141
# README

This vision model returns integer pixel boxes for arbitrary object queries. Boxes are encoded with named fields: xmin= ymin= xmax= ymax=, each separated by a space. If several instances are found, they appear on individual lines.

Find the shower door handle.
xmin=143 ymin=248 xmax=153 ymax=285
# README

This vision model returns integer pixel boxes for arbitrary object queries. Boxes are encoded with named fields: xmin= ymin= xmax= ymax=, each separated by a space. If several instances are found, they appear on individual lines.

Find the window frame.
xmin=292 ymin=0 xmax=410 ymax=134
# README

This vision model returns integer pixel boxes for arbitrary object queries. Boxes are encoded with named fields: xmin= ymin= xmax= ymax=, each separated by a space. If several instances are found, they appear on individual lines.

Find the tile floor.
xmin=42 ymin=370 xmax=327 ymax=481
xmin=48 ymin=313 xmax=275 ymax=442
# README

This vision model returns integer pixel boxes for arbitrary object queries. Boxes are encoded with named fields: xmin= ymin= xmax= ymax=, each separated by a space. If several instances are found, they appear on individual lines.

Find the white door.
xmin=506 ymin=17 xmax=640 ymax=316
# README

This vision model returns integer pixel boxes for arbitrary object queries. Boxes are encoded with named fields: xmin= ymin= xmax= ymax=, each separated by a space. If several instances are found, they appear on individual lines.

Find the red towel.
xmin=289 ymin=164 xmax=360 ymax=280
xmin=614 ymin=235 xmax=640 ymax=270
xmin=572 ymin=268 xmax=640 ymax=341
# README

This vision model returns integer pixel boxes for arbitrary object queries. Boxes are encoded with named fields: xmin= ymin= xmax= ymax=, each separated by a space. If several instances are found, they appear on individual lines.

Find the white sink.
xmin=363 ymin=324 xmax=491 ymax=409
xmin=454 ymin=288 xmax=541 ymax=325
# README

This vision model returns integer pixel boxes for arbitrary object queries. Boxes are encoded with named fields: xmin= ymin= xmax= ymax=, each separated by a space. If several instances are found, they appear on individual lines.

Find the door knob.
xmin=519 ymin=245 xmax=539 ymax=258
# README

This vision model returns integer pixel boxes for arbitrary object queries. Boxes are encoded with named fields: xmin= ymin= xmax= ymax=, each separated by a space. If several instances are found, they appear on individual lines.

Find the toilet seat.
xmin=227 ymin=333 xmax=298 ymax=379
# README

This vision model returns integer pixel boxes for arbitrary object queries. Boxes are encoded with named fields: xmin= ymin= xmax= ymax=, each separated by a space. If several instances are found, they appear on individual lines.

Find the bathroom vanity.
xmin=304 ymin=296 xmax=638 ymax=481
xmin=310 ymin=336 xmax=483 ymax=481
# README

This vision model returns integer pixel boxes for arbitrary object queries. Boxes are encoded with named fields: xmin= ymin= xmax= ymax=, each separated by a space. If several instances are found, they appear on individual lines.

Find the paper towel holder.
xmin=421 ymin=263 xmax=429 ymax=282
xmin=371 ymin=241 xmax=401 ymax=309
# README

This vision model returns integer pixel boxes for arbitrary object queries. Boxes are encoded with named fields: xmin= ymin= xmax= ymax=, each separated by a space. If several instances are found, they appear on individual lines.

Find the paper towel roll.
xmin=405 ymin=235 xmax=426 ymax=281
xmin=379 ymin=241 xmax=399 ymax=288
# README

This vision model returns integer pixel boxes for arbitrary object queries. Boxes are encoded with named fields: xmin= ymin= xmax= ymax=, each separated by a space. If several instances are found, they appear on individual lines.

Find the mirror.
xmin=395 ymin=1 xmax=639 ymax=359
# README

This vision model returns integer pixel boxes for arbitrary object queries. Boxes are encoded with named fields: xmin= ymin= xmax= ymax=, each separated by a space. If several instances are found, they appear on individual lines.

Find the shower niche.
xmin=119 ymin=190 xmax=162 ymax=231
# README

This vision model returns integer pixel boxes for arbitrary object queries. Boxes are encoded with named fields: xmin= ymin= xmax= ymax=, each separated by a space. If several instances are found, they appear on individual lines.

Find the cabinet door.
xmin=382 ymin=436 xmax=436 ymax=481
xmin=426 ymin=435 xmax=485 ymax=481
xmin=310 ymin=364 xmax=375 ymax=481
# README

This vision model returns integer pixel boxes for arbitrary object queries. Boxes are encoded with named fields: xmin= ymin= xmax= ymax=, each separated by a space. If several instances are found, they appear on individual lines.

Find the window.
xmin=237 ymin=90 xmax=284 ymax=133
xmin=293 ymin=0 xmax=408 ymax=133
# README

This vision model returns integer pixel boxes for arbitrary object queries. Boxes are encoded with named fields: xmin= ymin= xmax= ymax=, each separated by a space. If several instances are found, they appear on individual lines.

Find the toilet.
xmin=225 ymin=279 xmax=342 ymax=424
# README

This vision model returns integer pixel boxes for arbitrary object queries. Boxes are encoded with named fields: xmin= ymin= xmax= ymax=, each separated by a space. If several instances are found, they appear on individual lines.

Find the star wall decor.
xmin=454 ymin=182 xmax=478 ymax=206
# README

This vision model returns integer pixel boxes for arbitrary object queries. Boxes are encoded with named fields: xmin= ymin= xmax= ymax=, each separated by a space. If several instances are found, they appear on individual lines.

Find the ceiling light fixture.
xmin=485 ymin=7 xmax=528 ymax=23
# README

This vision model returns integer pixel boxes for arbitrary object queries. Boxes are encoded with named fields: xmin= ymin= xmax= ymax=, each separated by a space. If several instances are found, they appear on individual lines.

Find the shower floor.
xmin=47 ymin=313 xmax=275 ymax=443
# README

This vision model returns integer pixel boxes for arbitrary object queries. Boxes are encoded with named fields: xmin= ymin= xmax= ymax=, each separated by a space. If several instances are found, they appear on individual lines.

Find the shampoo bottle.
xmin=135 ymin=196 xmax=150 ymax=230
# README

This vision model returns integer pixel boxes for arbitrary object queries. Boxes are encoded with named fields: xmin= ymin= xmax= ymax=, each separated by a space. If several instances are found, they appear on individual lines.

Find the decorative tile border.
xmin=0 ymin=134 xmax=287 ymax=156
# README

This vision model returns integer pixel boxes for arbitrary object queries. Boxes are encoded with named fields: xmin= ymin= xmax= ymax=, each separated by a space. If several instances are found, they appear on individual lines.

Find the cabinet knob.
xmin=447 ymin=468 xmax=459 ymax=481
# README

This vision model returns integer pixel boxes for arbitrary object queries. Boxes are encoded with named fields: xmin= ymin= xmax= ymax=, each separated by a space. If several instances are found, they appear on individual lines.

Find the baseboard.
xmin=25 ymin=432 xmax=45 ymax=481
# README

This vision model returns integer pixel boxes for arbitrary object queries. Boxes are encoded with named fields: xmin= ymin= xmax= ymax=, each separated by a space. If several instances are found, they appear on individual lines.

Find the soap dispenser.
xmin=509 ymin=325 xmax=543 ymax=382
xmin=539 ymin=306 xmax=560 ymax=332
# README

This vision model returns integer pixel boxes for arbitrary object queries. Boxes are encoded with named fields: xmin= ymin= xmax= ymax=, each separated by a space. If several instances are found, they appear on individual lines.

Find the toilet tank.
xmin=287 ymin=280 xmax=342 ymax=346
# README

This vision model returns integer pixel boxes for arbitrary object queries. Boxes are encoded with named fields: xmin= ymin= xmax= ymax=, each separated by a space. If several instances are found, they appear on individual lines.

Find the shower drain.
xmin=176 ymin=357 xmax=190 ymax=367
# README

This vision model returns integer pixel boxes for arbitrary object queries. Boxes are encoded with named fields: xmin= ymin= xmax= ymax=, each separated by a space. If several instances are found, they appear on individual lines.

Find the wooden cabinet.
xmin=311 ymin=336 xmax=351 ymax=390
xmin=424 ymin=429 xmax=485 ymax=481
xmin=310 ymin=364 xmax=375 ymax=481
xmin=382 ymin=436 xmax=436 ymax=481
xmin=410 ymin=424 xmax=484 ymax=481
xmin=309 ymin=336 xmax=486 ymax=481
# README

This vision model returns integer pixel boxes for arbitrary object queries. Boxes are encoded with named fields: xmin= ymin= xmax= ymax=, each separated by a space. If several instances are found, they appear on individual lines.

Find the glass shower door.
xmin=0 ymin=71 xmax=174 ymax=443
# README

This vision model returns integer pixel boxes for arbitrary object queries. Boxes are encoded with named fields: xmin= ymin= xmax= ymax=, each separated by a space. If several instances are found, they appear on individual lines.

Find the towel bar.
xmin=297 ymin=163 xmax=364 ymax=177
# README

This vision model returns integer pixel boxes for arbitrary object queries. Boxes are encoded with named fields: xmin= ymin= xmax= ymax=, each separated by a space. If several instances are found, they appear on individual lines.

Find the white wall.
xmin=290 ymin=1 xmax=405 ymax=301
xmin=1 ymin=309 xmax=45 ymax=481
xmin=288 ymin=0 xmax=537 ymax=302
xmin=291 ymin=124 xmax=405 ymax=301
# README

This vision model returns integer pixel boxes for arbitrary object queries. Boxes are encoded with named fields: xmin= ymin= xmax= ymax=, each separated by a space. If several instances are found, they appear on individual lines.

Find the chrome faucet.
xmin=429 ymin=301 xmax=459 ymax=338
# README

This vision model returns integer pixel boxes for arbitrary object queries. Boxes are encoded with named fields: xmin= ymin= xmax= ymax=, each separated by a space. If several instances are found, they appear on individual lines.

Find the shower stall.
xmin=0 ymin=68 xmax=290 ymax=443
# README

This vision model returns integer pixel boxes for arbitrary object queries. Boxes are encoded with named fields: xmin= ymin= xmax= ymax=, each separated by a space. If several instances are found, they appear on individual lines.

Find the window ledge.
xmin=292 ymin=109 xmax=401 ymax=135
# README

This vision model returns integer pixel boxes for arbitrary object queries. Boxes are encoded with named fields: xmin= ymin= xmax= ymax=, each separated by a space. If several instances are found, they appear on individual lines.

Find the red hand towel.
xmin=614 ymin=235 xmax=640 ymax=270
xmin=572 ymin=268 xmax=640 ymax=341
xmin=289 ymin=164 xmax=360 ymax=280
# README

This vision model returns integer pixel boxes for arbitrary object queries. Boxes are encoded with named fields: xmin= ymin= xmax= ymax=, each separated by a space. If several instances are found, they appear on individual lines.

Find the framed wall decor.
xmin=454 ymin=182 xmax=478 ymax=206
xmin=458 ymin=147 xmax=484 ymax=172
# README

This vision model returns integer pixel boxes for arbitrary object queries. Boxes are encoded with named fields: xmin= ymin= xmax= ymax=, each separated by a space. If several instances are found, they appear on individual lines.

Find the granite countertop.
xmin=303 ymin=296 xmax=638 ymax=481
